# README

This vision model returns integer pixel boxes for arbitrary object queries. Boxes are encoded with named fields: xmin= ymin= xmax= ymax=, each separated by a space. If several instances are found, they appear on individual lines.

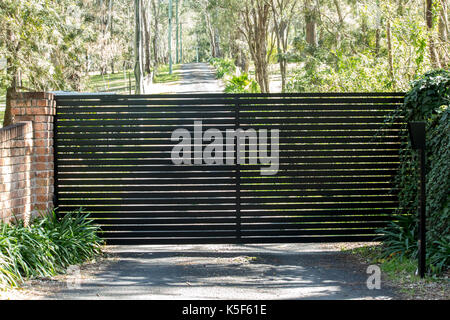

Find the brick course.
xmin=0 ymin=92 xmax=55 ymax=224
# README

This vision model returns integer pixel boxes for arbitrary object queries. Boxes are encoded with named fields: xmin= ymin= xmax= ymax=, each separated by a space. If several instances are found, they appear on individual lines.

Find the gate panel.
xmin=55 ymin=95 xmax=238 ymax=244
xmin=238 ymin=94 xmax=404 ymax=243
xmin=55 ymin=93 xmax=405 ymax=245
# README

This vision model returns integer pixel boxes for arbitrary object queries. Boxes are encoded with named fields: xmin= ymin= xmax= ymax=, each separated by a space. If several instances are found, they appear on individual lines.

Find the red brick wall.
xmin=0 ymin=92 xmax=55 ymax=224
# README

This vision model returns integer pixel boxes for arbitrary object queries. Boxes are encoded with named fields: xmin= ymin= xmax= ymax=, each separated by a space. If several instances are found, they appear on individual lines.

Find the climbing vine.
xmin=381 ymin=69 xmax=450 ymax=274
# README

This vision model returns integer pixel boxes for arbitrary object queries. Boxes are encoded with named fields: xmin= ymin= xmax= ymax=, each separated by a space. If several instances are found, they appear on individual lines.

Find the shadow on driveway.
xmin=42 ymin=243 xmax=397 ymax=300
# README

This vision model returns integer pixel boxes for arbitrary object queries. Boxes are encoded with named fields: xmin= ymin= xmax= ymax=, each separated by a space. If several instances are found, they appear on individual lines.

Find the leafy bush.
xmin=224 ymin=73 xmax=260 ymax=93
xmin=209 ymin=57 xmax=236 ymax=79
xmin=380 ymin=69 xmax=450 ymax=275
xmin=0 ymin=209 xmax=104 ymax=288
xmin=287 ymin=49 xmax=397 ymax=93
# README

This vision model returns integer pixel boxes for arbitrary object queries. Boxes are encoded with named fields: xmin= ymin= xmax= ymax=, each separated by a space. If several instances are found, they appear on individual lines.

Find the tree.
xmin=0 ymin=0 xmax=81 ymax=126
xmin=168 ymin=0 xmax=173 ymax=74
xmin=438 ymin=0 xmax=449 ymax=67
xmin=237 ymin=0 xmax=272 ymax=92
xmin=426 ymin=0 xmax=441 ymax=69
xmin=304 ymin=0 xmax=317 ymax=47
xmin=271 ymin=0 xmax=298 ymax=92
xmin=134 ymin=0 xmax=144 ymax=93
xmin=193 ymin=0 xmax=220 ymax=58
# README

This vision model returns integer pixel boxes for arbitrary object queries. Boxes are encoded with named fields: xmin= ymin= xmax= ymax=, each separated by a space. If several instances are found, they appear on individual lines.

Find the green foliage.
xmin=209 ymin=56 xmax=260 ymax=93
xmin=0 ymin=208 xmax=104 ymax=288
xmin=209 ymin=57 xmax=236 ymax=79
xmin=224 ymin=73 xmax=260 ymax=93
xmin=380 ymin=69 xmax=450 ymax=275
xmin=287 ymin=47 xmax=395 ymax=92
xmin=153 ymin=64 xmax=181 ymax=84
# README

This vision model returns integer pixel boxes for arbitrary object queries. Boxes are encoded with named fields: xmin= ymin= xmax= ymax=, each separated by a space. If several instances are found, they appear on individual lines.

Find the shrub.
xmin=224 ymin=73 xmax=260 ymax=93
xmin=379 ymin=69 xmax=450 ymax=275
xmin=0 ymin=208 xmax=104 ymax=288
xmin=209 ymin=57 xmax=236 ymax=79
xmin=286 ymin=48 xmax=396 ymax=92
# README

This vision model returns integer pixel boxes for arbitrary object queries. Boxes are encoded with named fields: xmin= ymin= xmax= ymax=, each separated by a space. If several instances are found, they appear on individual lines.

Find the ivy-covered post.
xmin=408 ymin=121 xmax=426 ymax=278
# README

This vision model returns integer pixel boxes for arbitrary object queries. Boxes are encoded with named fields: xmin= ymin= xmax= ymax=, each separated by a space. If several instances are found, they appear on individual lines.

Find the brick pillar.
xmin=10 ymin=92 xmax=56 ymax=219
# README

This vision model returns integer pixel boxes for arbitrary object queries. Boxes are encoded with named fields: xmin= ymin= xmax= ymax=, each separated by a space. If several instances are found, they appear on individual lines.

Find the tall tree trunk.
xmin=168 ymin=0 xmax=173 ymax=74
xmin=387 ymin=19 xmax=394 ymax=85
xmin=241 ymin=1 xmax=271 ymax=93
xmin=426 ymin=0 xmax=441 ymax=68
xmin=271 ymin=0 xmax=297 ymax=92
xmin=107 ymin=0 xmax=114 ymax=73
xmin=3 ymin=61 xmax=18 ymax=127
xmin=151 ymin=0 xmax=160 ymax=70
xmin=135 ymin=0 xmax=144 ymax=93
xmin=143 ymin=2 xmax=152 ymax=75
xmin=3 ymin=28 xmax=18 ymax=127
xmin=175 ymin=0 xmax=179 ymax=64
xmin=333 ymin=0 xmax=343 ymax=49
xmin=438 ymin=0 xmax=449 ymax=67
xmin=205 ymin=13 xmax=216 ymax=57
xmin=180 ymin=22 xmax=183 ymax=63
xmin=375 ymin=0 xmax=381 ymax=57
xmin=305 ymin=0 xmax=317 ymax=47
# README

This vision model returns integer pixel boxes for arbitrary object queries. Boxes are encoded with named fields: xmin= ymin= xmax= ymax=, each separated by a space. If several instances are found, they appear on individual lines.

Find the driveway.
xmin=148 ymin=63 xmax=224 ymax=94
xmin=36 ymin=243 xmax=397 ymax=300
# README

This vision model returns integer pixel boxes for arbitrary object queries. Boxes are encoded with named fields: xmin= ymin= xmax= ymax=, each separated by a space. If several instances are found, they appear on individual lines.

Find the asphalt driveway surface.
xmin=40 ymin=243 xmax=397 ymax=300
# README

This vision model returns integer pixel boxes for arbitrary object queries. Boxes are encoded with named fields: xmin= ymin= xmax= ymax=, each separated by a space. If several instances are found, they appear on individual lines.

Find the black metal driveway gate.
xmin=54 ymin=93 xmax=405 ymax=245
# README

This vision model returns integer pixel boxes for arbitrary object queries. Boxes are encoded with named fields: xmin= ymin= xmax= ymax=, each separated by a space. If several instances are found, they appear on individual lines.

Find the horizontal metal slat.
xmin=98 ymin=221 xmax=388 ymax=231
xmin=103 ymin=235 xmax=379 ymax=245
xmin=56 ymin=124 xmax=403 ymax=133
xmin=56 ymin=97 xmax=404 ymax=106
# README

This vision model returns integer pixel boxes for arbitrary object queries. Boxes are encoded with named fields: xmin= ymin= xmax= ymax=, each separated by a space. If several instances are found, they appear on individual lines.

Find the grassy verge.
xmin=0 ymin=209 xmax=104 ymax=289
xmin=86 ymin=70 xmax=136 ymax=94
xmin=345 ymin=244 xmax=449 ymax=299
xmin=153 ymin=64 xmax=180 ymax=84
xmin=85 ymin=64 xmax=180 ymax=93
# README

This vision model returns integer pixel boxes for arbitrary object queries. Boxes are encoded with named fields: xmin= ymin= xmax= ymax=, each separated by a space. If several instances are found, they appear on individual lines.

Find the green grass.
xmin=84 ymin=64 xmax=180 ymax=93
xmin=86 ymin=70 xmax=136 ymax=94
xmin=349 ymin=245 xmax=418 ymax=277
xmin=153 ymin=64 xmax=180 ymax=84
xmin=345 ymin=244 xmax=449 ymax=298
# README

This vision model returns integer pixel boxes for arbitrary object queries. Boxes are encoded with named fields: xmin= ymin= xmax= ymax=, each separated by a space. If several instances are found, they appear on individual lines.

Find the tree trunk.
xmin=375 ymin=0 xmax=381 ymax=57
xmin=107 ymin=0 xmax=114 ymax=73
xmin=168 ymin=0 xmax=173 ymax=74
xmin=3 ymin=58 xmax=18 ymax=127
xmin=205 ymin=13 xmax=216 ymax=57
xmin=175 ymin=0 xmax=179 ymax=64
xmin=305 ymin=0 xmax=317 ymax=47
xmin=438 ymin=0 xmax=449 ymax=67
xmin=387 ymin=19 xmax=394 ymax=85
xmin=240 ymin=1 xmax=271 ymax=93
xmin=151 ymin=0 xmax=160 ymax=70
xmin=135 ymin=0 xmax=144 ymax=93
xmin=143 ymin=2 xmax=152 ymax=75
xmin=426 ymin=0 xmax=441 ymax=68
xmin=333 ymin=0 xmax=343 ymax=48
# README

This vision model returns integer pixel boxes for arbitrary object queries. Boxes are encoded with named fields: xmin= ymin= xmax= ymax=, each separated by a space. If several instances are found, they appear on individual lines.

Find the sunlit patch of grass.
xmin=153 ymin=64 xmax=181 ymax=84
xmin=86 ymin=70 xmax=136 ymax=94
